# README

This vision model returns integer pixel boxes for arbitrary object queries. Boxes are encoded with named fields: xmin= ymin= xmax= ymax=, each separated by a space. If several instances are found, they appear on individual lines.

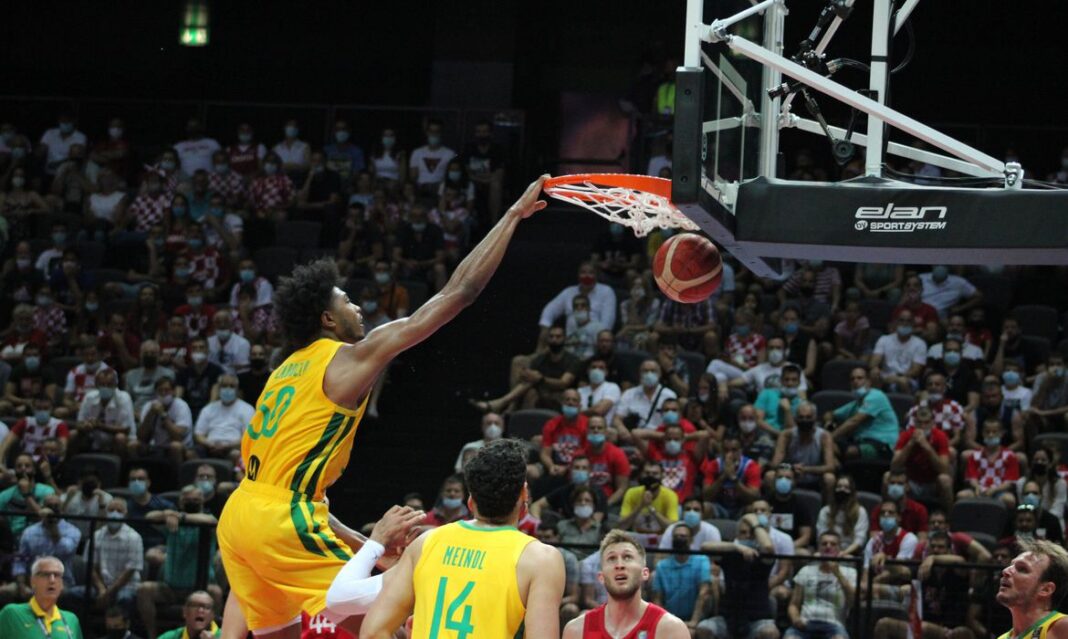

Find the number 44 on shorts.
xmin=429 ymin=577 xmax=475 ymax=639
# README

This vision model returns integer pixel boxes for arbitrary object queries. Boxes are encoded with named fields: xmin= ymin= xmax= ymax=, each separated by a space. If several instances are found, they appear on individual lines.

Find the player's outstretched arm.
xmin=341 ymin=176 xmax=548 ymax=388
xmin=520 ymin=541 xmax=566 ymax=639
xmin=359 ymin=532 xmax=427 ymax=639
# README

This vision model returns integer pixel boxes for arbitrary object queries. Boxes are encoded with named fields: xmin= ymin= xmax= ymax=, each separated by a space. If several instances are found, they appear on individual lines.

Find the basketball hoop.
xmin=543 ymin=173 xmax=701 ymax=237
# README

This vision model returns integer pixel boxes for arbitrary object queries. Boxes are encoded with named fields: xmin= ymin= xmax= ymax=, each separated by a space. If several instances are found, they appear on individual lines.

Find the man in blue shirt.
xmin=825 ymin=367 xmax=899 ymax=460
xmin=12 ymin=494 xmax=81 ymax=593
xmin=652 ymin=523 xmax=712 ymax=632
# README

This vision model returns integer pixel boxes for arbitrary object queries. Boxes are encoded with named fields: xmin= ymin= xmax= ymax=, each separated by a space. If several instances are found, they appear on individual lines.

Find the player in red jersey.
xmin=563 ymin=529 xmax=689 ymax=639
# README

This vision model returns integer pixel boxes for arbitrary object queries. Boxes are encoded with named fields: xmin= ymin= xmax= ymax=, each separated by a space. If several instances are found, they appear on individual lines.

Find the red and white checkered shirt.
xmin=33 ymin=306 xmax=66 ymax=340
xmin=249 ymin=175 xmax=294 ymax=211
xmin=964 ymin=448 xmax=1020 ymax=490
xmin=175 ymin=304 xmax=217 ymax=339
xmin=11 ymin=417 xmax=70 ymax=457
xmin=184 ymin=247 xmax=226 ymax=291
xmin=230 ymin=306 xmax=278 ymax=338
xmin=209 ymin=170 xmax=248 ymax=202
xmin=726 ymin=333 xmax=766 ymax=369
xmin=65 ymin=363 xmax=111 ymax=403
xmin=128 ymin=192 xmax=173 ymax=232
xmin=905 ymin=399 xmax=966 ymax=434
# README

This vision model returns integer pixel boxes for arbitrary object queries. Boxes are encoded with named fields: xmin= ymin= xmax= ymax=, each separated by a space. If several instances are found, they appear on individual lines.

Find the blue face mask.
xmin=780 ymin=386 xmax=798 ymax=398
xmin=562 ymin=405 xmax=579 ymax=419
xmin=775 ymin=477 xmax=793 ymax=495
xmin=240 ymin=269 xmax=256 ymax=283
xmin=985 ymin=436 xmax=1002 ymax=448
xmin=220 ymin=388 xmax=237 ymax=404
xmin=216 ymin=329 xmax=232 ymax=341
xmin=756 ymin=513 xmax=770 ymax=528
xmin=24 ymin=356 xmax=40 ymax=371
xmin=588 ymin=368 xmax=606 ymax=385
xmin=641 ymin=371 xmax=659 ymax=388
xmin=52 ymin=232 xmax=67 ymax=245
xmin=944 ymin=351 xmax=962 ymax=367
xmin=887 ymin=483 xmax=905 ymax=500
xmin=196 ymin=479 xmax=215 ymax=495
xmin=1023 ymin=493 xmax=1041 ymax=508
xmin=588 ymin=433 xmax=606 ymax=446
xmin=571 ymin=470 xmax=589 ymax=485
xmin=880 ymin=516 xmax=898 ymax=533
xmin=35 ymin=410 xmax=51 ymax=425
xmin=210 ymin=207 xmax=226 ymax=218
xmin=188 ymin=238 xmax=203 ymax=251
xmin=854 ymin=386 xmax=869 ymax=399
xmin=1003 ymin=371 xmax=1021 ymax=386
xmin=441 ymin=497 xmax=463 ymax=510
xmin=897 ymin=325 xmax=913 ymax=337
xmin=427 ymin=134 xmax=442 ymax=146
xmin=683 ymin=511 xmax=702 ymax=528
xmin=98 ymin=387 xmax=115 ymax=402
xmin=662 ymin=410 xmax=679 ymax=425
xmin=128 ymin=480 xmax=147 ymax=496
xmin=736 ymin=538 xmax=759 ymax=549
xmin=784 ymin=321 xmax=799 ymax=335
xmin=411 ymin=222 xmax=427 ymax=233
xmin=735 ymin=325 xmax=751 ymax=337
xmin=664 ymin=440 xmax=682 ymax=456
xmin=932 ymin=266 xmax=949 ymax=283
xmin=172 ymin=206 xmax=187 ymax=217
xmin=448 ymin=170 xmax=462 ymax=181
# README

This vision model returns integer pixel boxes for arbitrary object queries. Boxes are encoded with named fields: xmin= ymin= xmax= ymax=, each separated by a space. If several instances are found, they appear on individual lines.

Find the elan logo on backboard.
xmin=853 ymin=204 xmax=947 ymax=232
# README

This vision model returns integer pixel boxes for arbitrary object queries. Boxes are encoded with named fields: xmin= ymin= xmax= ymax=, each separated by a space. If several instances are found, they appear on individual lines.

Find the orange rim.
xmin=544 ymin=173 xmax=673 ymax=201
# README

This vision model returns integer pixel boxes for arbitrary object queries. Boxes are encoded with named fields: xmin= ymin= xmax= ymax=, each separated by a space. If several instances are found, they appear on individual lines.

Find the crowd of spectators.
xmin=3 ymin=109 xmax=1068 ymax=639
xmin=446 ymin=229 xmax=1068 ymax=637
xmin=0 ymin=111 xmax=509 ymax=638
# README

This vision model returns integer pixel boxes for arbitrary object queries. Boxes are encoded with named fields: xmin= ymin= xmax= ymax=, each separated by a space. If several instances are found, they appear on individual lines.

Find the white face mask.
xmin=739 ymin=419 xmax=757 ymax=433
xmin=573 ymin=504 xmax=594 ymax=519
xmin=768 ymin=349 xmax=785 ymax=365
xmin=484 ymin=424 xmax=502 ymax=440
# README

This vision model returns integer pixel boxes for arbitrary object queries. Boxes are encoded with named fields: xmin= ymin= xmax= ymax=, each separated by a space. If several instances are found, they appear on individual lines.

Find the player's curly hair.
xmin=463 ymin=439 xmax=527 ymax=524
xmin=273 ymin=258 xmax=343 ymax=355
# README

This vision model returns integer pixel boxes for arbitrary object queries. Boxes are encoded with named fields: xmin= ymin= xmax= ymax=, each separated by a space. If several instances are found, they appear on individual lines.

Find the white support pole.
xmin=865 ymin=0 xmax=892 ymax=177
xmin=894 ymin=0 xmax=921 ymax=34
xmin=725 ymin=35 xmax=1006 ymax=174
xmin=788 ymin=116 xmax=1003 ymax=178
xmin=758 ymin=0 xmax=786 ymax=177
xmin=684 ymin=0 xmax=706 ymax=68
xmin=709 ymin=0 xmax=778 ymax=40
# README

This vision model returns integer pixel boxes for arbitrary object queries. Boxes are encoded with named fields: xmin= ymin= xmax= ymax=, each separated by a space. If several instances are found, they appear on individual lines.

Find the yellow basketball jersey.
xmin=411 ymin=521 xmax=534 ymax=639
xmin=998 ymin=612 xmax=1066 ymax=639
xmin=241 ymin=338 xmax=366 ymax=502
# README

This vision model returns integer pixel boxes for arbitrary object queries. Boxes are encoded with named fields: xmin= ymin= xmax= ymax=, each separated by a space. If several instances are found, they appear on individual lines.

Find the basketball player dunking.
xmin=996 ymin=539 xmax=1068 ymax=639
xmin=360 ymin=440 xmax=565 ymax=639
xmin=562 ymin=530 xmax=689 ymax=639
xmin=216 ymin=176 xmax=549 ymax=639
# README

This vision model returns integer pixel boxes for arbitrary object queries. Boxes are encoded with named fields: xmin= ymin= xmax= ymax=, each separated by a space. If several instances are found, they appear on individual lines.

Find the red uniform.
xmin=581 ymin=602 xmax=668 ymax=638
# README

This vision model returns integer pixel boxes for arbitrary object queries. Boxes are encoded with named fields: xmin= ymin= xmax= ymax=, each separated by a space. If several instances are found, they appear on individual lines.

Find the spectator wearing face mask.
xmin=658 ymin=496 xmax=722 ymax=552
xmin=920 ymin=265 xmax=982 ymax=318
xmin=0 ymin=394 xmax=68 ymax=464
xmin=999 ymin=363 xmax=1032 ymax=414
xmin=891 ymin=274 xmax=939 ymax=331
xmin=578 ymin=357 xmax=621 ymax=427
xmin=248 ymin=152 xmax=294 ymax=221
xmin=237 ymin=344 xmax=270 ymax=403
xmin=422 ymin=475 xmax=470 ymax=527
xmin=32 ymin=284 xmax=67 ymax=348
xmin=12 ymin=493 xmax=81 ymax=590
xmin=85 ymin=499 xmax=144 ymax=617
xmin=816 ymin=476 xmax=869 ymax=556
xmin=558 ymin=485 xmax=609 ymax=560
xmin=74 ymin=367 xmax=134 ymax=456
xmin=123 ymin=340 xmax=175 ymax=413
xmin=930 ymin=338 xmax=980 ymax=412
xmin=530 ymin=456 xmax=609 ymax=521
xmin=173 ymin=118 xmax=220 ymax=176
xmin=892 ymin=405 xmax=953 ymax=512
xmin=539 ymin=263 xmax=618 ymax=348
xmin=453 ymin=413 xmax=505 ymax=473
xmin=228 ymin=258 xmax=273 ymax=310
xmin=174 ymin=283 xmax=217 ymax=340
xmin=702 ymin=433 xmax=762 ymax=518
xmin=540 ymin=389 xmax=589 ymax=479
xmin=619 ymin=462 xmax=679 ymax=537
xmin=872 ymin=469 xmax=929 ymax=538
xmin=1 ymin=343 xmax=52 ymax=416
xmin=206 ymin=310 xmax=250 ymax=375
xmin=733 ymin=337 xmax=811 ymax=395
xmin=1023 ymin=352 xmax=1068 ymax=434
xmin=1013 ymin=482 xmax=1065 ymax=544
xmin=176 ymin=337 xmax=224 ymax=419
xmin=131 ymin=377 xmax=192 ymax=468
xmin=124 ymin=466 xmax=174 ymax=551
xmin=824 ymin=367 xmax=899 ymax=461
xmin=564 ymin=294 xmax=605 ymax=361
xmin=786 ymin=531 xmax=856 ymax=639
xmin=273 ymin=119 xmax=310 ymax=178
xmin=582 ymin=415 xmax=631 ymax=506
xmin=753 ymin=363 xmax=805 ymax=436
xmin=38 ymin=113 xmax=87 ymax=176
xmin=769 ymin=401 xmax=836 ymax=496
xmin=1015 ymin=447 xmax=1067 ymax=526
xmin=226 ymin=123 xmax=266 ymax=177
xmin=616 ymin=275 xmax=661 ymax=351
xmin=193 ymin=375 xmax=253 ymax=461
xmin=635 ymin=415 xmax=708 ymax=500
xmin=906 ymin=372 xmax=972 ymax=457
xmin=613 ymin=360 xmax=677 ymax=439
xmin=138 ymin=487 xmax=221 ymax=639
xmin=0 ymin=453 xmax=56 ymax=538
xmin=323 ymin=119 xmax=365 ymax=181
xmin=409 ymin=118 xmax=456 ymax=194
xmin=768 ymin=464 xmax=815 ymax=550
xmin=870 ymin=309 xmax=927 ymax=392
xmin=207 ymin=152 xmax=247 ymax=208
xmin=652 ymin=523 xmax=713 ymax=631
xmin=61 ymin=466 xmax=112 ymax=541
xmin=863 ymin=500 xmax=918 ymax=588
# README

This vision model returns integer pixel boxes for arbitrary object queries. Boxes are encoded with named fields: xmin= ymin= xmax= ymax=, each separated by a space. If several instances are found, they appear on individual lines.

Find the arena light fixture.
xmin=180 ymin=0 xmax=210 ymax=47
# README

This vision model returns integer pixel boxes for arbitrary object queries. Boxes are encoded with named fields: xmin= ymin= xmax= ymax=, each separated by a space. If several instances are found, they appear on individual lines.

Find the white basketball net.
xmin=544 ymin=181 xmax=701 ymax=237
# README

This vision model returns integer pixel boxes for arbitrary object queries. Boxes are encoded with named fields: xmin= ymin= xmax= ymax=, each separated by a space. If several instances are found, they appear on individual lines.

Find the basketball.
xmin=652 ymin=233 xmax=723 ymax=303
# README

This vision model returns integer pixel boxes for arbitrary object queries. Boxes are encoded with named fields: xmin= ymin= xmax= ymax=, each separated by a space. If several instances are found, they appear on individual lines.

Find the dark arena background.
xmin=1 ymin=1 xmax=1068 ymax=637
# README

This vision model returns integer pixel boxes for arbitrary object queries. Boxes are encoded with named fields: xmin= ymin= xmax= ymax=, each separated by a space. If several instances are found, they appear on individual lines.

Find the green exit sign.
xmin=180 ymin=27 xmax=208 ymax=46
xmin=180 ymin=0 xmax=210 ymax=47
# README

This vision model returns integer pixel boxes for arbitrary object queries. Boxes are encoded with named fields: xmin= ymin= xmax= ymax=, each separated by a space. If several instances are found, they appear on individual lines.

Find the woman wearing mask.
xmin=438 ymin=159 xmax=476 ymax=209
xmin=615 ymin=274 xmax=661 ymax=350
xmin=272 ymin=119 xmax=310 ymax=179
xmin=1016 ymin=446 xmax=1067 ymax=526
xmin=84 ymin=168 xmax=127 ymax=242
xmin=816 ymin=475 xmax=869 ymax=556
xmin=557 ymin=486 xmax=607 ymax=560
xmin=368 ymin=127 xmax=407 ymax=189
xmin=127 ymin=285 xmax=166 ymax=343
xmin=687 ymin=373 xmax=726 ymax=438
